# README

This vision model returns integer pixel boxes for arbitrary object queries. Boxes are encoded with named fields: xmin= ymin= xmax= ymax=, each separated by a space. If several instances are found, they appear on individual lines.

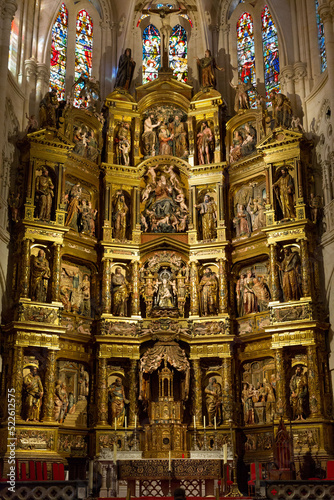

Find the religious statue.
xmin=109 ymin=377 xmax=129 ymax=426
xmin=196 ymin=50 xmax=223 ymax=89
xmin=8 ymin=191 xmax=21 ymax=223
xmin=154 ymin=269 xmax=177 ymax=309
xmin=116 ymin=122 xmax=131 ymax=165
xmin=236 ymin=269 xmax=270 ymax=316
xmin=78 ymin=365 xmax=89 ymax=399
xmin=198 ymin=268 xmax=218 ymax=316
xmin=269 ymin=91 xmax=293 ymax=128
xmin=242 ymin=383 xmax=254 ymax=425
xmin=23 ymin=366 xmax=44 ymax=421
xmin=169 ymin=115 xmax=188 ymax=158
xmin=250 ymin=197 xmax=266 ymax=230
xmin=243 ymin=270 xmax=257 ymax=315
xmin=86 ymin=131 xmax=99 ymax=162
xmin=114 ymin=48 xmax=136 ymax=90
xmin=197 ymin=122 xmax=214 ymax=165
xmin=30 ymin=249 xmax=51 ymax=302
xmin=54 ymin=380 xmax=63 ymax=422
xmin=230 ymin=80 xmax=251 ymax=112
xmin=196 ymin=193 xmax=217 ymax=240
xmin=290 ymin=366 xmax=308 ymax=420
xmin=273 ymin=167 xmax=296 ymax=219
xmin=35 ymin=168 xmax=54 ymax=221
xmin=142 ymin=114 xmax=161 ymax=157
xmin=277 ymin=247 xmax=301 ymax=301
xmin=233 ymin=204 xmax=252 ymax=237
xmin=309 ymin=193 xmax=323 ymax=223
xmin=39 ymin=90 xmax=58 ymax=128
xmin=159 ymin=124 xmax=174 ymax=155
xmin=263 ymin=378 xmax=276 ymax=423
xmin=80 ymin=274 xmax=91 ymax=316
xmin=111 ymin=267 xmax=130 ymax=316
xmin=112 ymin=191 xmax=129 ymax=240
xmin=65 ymin=182 xmax=82 ymax=229
xmin=205 ymin=377 xmax=222 ymax=426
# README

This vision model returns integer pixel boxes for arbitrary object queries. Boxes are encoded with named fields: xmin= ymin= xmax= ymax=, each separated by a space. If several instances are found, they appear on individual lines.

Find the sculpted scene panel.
xmin=72 ymin=121 xmax=100 ymax=163
xmin=60 ymin=261 xmax=92 ymax=317
xmin=232 ymin=178 xmax=266 ymax=238
xmin=64 ymin=180 xmax=97 ymax=236
xmin=242 ymin=358 xmax=276 ymax=425
xmin=235 ymin=262 xmax=270 ymax=317
xmin=229 ymin=121 xmax=257 ymax=163
xmin=54 ymin=361 xmax=89 ymax=426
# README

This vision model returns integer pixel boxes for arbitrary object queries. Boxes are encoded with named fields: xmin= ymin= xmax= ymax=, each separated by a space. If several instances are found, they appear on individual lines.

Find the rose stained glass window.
xmin=262 ymin=5 xmax=280 ymax=97
xmin=143 ymin=24 xmax=161 ymax=84
xmin=49 ymin=3 xmax=68 ymax=100
xmin=74 ymin=9 xmax=93 ymax=107
xmin=169 ymin=25 xmax=187 ymax=82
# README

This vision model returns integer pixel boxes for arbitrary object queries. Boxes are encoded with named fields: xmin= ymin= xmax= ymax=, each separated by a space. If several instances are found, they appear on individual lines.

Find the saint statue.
xmin=142 ymin=114 xmax=161 ymax=157
xmin=230 ymin=80 xmax=250 ymax=112
xmin=30 ymin=249 xmax=51 ymax=302
xmin=65 ymin=182 xmax=82 ymax=230
xmin=112 ymin=191 xmax=129 ymax=240
xmin=114 ymin=49 xmax=136 ymax=90
xmin=198 ymin=268 xmax=218 ymax=316
xmin=109 ymin=377 xmax=129 ymax=426
xmin=273 ymin=167 xmax=296 ymax=219
xmin=117 ymin=122 xmax=131 ymax=165
xmin=278 ymin=247 xmax=301 ymax=301
xmin=205 ymin=377 xmax=222 ymax=426
xmin=169 ymin=115 xmax=188 ymax=158
xmin=111 ymin=267 xmax=130 ymax=316
xmin=242 ymin=383 xmax=255 ymax=425
xmin=23 ymin=366 xmax=44 ymax=421
xmin=154 ymin=270 xmax=177 ymax=308
xmin=197 ymin=122 xmax=214 ymax=165
xmin=39 ymin=90 xmax=58 ymax=128
xmin=78 ymin=365 xmax=89 ymax=399
xmin=196 ymin=50 xmax=223 ymax=88
xmin=290 ymin=366 xmax=308 ymax=420
xmin=35 ymin=168 xmax=54 ymax=221
xmin=196 ymin=193 xmax=217 ymax=240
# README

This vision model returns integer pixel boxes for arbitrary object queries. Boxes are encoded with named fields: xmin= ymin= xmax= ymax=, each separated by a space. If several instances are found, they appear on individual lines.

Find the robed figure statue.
xmin=114 ymin=49 xmax=136 ymax=90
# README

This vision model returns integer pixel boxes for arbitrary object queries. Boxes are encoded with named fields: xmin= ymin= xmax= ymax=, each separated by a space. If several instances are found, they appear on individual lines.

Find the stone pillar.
xmin=218 ymin=258 xmax=228 ymax=314
xmin=269 ymin=244 xmax=280 ymax=301
xmin=21 ymin=238 xmax=31 ymax=298
xmin=190 ymin=261 xmax=199 ymax=316
xmin=192 ymin=359 xmax=202 ymax=426
xmin=36 ymin=63 xmax=49 ymax=115
xmin=222 ymin=357 xmax=233 ymax=423
xmin=307 ymin=344 xmax=323 ymax=417
xmin=43 ymin=349 xmax=57 ymax=422
xmin=128 ymin=359 xmax=138 ymax=427
xmin=97 ymin=358 xmax=108 ymax=425
xmin=131 ymin=261 xmax=140 ymax=316
xmin=12 ymin=345 xmax=23 ymax=419
xmin=52 ymin=244 xmax=62 ymax=302
xmin=102 ymin=259 xmax=112 ymax=314
xmin=275 ymin=348 xmax=287 ymax=418
xmin=280 ymin=66 xmax=296 ymax=111
xmin=299 ymin=239 xmax=311 ymax=298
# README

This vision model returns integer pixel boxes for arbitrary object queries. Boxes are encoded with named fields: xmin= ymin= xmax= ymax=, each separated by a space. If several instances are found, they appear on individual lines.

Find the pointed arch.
xmin=315 ymin=0 xmax=327 ymax=72
xmin=49 ymin=3 xmax=68 ymax=100
xmin=142 ymin=24 xmax=161 ymax=84
xmin=261 ymin=5 xmax=280 ymax=97
xmin=169 ymin=25 xmax=188 ymax=83
xmin=74 ymin=9 xmax=94 ymax=107
xmin=237 ymin=12 xmax=256 ymax=107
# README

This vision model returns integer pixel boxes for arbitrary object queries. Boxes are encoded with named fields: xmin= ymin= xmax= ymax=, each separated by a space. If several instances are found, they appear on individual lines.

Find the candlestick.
xmin=193 ymin=415 xmax=196 ymax=428
xmin=168 ymin=451 xmax=171 ymax=471
xmin=113 ymin=443 xmax=117 ymax=464
xmin=114 ymin=418 xmax=117 ymax=431
xmin=135 ymin=415 xmax=137 ymax=429
xmin=214 ymin=416 xmax=216 ymax=430
xmin=223 ymin=443 xmax=227 ymax=463
xmin=203 ymin=415 xmax=206 ymax=429
xmin=125 ymin=416 xmax=127 ymax=429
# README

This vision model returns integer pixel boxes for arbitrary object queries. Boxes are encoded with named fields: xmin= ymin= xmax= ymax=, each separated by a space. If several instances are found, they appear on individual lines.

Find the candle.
xmin=168 ymin=451 xmax=171 ymax=471
xmin=88 ymin=460 xmax=94 ymax=492
xmin=223 ymin=443 xmax=227 ymax=463
xmin=203 ymin=416 xmax=206 ymax=429
xmin=114 ymin=418 xmax=117 ymax=431
xmin=193 ymin=415 xmax=196 ymax=429
xmin=125 ymin=416 xmax=127 ymax=429
xmin=113 ymin=443 xmax=117 ymax=464
xmin=214 ymin=416 xmax=216 ymax=430
xmin=135 ymin=415 xmax=137 ymax=429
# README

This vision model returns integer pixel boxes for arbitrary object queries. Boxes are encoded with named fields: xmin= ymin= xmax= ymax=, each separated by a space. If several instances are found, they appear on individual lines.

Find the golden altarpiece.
xmin=0 ymin=71 xmax=333 ymax=493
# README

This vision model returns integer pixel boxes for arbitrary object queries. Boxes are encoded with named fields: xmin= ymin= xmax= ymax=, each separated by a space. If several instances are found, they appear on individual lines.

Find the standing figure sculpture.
xmin=23 ymin=366 xmax=44 ymax=421
xmin=154 ymin=271 xmax=177 ymax=308
xmin=112 ymin=191 xmax=129 ymax=240
xmin=65 ymin=182 xmax=82 ymax=229
xmin=197 ymin=122 xmax=214 ymax=165
xmin=273 ymin=167 xmax=296 ymax=219
xmin=169 ymin=115 xmax=188 ymax=158
xmin=290 ymin=366 xmax=308 ymax=420
xmin=109 ymin=377 xmax=129 ymax=426
xmin=142 ymin=114 xmax=161 ymax=157
xmin=35 ymin=168 xmax=54 ymax=221
xmin=205 ymin=377 xmax=222 ymax=426
xmin=197 ymin=50 xmax=223 ymax=89
xmin=230 ymin=80 xmax=250 ymax=112
xmin=30 ymin=249 xmax=51 ymax=302
xmin=198 ymin=268 xmax=218 ymax=316
xmin=111 ymin=267 xmax=130 ymax=316
xmin=196 ymin=193 xmax=217 ymax=240
xmin=39 ymin=90 xmax=58 ymax=128
xmin=114 ymin=49 xmax=136 ymax=90
xmin=78 ymin=365 xmax=89 ymax=399
xmin=278 ymin=247 xmax=301 ymax=301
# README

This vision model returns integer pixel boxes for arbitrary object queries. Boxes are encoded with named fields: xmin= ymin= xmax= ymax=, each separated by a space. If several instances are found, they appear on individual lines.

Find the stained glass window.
xmin=315 ymin=0 xmax=327 ymax=72
xmin=74 ymin=9 xmax=93 ymax=107
xmin=169 ymin=25 xmax=187 ymax=82
xmin=8 ymin=19 xmax=19 ymax=75
xmin=137 ymin=14 xmax=150 ymax=27
xmin=237 ymin=12 xmax=256 ymax=107
xmin=262 ymin=5 xmax=280 ymax=97
xmin=49 ymin=3 xmax=68 ymax=100
xmin=179 ymin=13 xmax=193 ymax=27
xmin=142 ymin=24 xmax=161 ymax=84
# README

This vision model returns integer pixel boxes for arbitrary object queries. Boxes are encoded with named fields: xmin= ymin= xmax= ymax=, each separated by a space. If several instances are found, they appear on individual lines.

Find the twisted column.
xmin=21 ymin=239 xmax=31 ymax=298
xmin=269 ymin=244 xmax=280 ymax=301
xmin=299 ymin=239 xmax=311 ymax=298
xmin=275 ymin=348 xmax=287 ymax=418
xmin=190 ymin=261 xmax=199 ymax=316
xmin=222 ymin=357 xmax=233 ymax=423
xmin=97 ymin=358 xmax=108 ymax=425
xmin=102 ymin=259 xmax=112 ymax=313
xmin=12 ymin=346 xmax=23 ymax=419
xmin=131 ymin=261 xmax=140 ymax=316
xmin=43 ymin=349 xmax=57 ymax=422
xmin=128 ymin=359 xmax=138 ymax=426
xmin=192 ymin=359 xmax=202 ymax=426
xmin=52 ymin=244 xmax=62 ymax=302
xmin=307 ymin=345 xmax=322 ymax=417
xmin=218 ymin=258 xmax=228 ymax=314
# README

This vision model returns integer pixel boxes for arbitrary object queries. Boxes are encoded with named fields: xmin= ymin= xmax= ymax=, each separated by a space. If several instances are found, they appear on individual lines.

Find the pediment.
xmin=27 ymin=128 xmax=74 ymax=149
xmin=256 ymin=127 xmax=303 ymax=151
xmin=105 ymin=88 xmax=136 ymax=103
xmin=140 ymin=235 xmax=189 ymax=256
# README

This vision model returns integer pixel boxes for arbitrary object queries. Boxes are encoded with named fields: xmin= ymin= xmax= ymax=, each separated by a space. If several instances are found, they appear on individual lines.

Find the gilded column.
xmin=102 ymin=259 xmax=112 ymax=314
xmin=275 ymin=348 xmax=287 ymax=418
xmin=222 ymin=357 xmax=233 ymax=423
xmin=21 ymin=238 xmax=31 ymax=298
xmin=12 ymin=345 xmax=23 ymax=419
xmin=131 ymin=261 xmax=140 ymax=316
xmin=307 ymin=344 xmax=322 ymax=417
xmin=299 ymin=239 xmax=311 ymax=298
xmin=218 ymin=258 xmax=228 ymax=314
xmin=97 ymin=357 xmax=108 ymax=425
xmin=128 ymin=359 xmax=138 ymax=426
xmin=269 ymin=244 xmax=280 ymax=301
xmin=192 ymin=359 xmax=202 ymax=426
xmin=190 ymin=261 xmax=199 ymax=316
xmin=43 ymin=349 xmax=57 ymax=422
xmin=52 ymin=243 xmax=62 ymax=302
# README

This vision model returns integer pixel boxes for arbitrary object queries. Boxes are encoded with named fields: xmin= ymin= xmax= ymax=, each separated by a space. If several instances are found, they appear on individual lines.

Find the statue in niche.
xmin=142 ymin=114 xmax=161 ymax=157
xmin=236 ymin=266 xmax=270 ymax=317
xmin=154 ymin=269 xmax=177 ymax=309
xmin=114 ymin=48 xmax=136 ymax=90
xmin=54 ymin=380 xmax=68 ymax=423
xmin=81 ymin=199 xmax=97 ymax=237
xmin=65 ymin=182 xmax=82 ymax=229
xmin=269 ymin=91 xmax=293 ymax=128
xmin=73 ymin=127 xmax=87 ymax=156
xmin=198 ymin=268 xmax=218 ymax=316
xmin=263 ymin=378 xmax=276 ymax=423
xmin=35 ymin=168 xmax=54 ymax=221
xmin=39 ymin=90 xmax=58 ymax=128
xmin=205 ymin=377 xmax=222 ymax=426
xmin=230 ymin=123 xmax=257 ymax=163
xmin=30 ymin=249 xmax=51 ymax=302
xmin=8 ymin=191 xmax=21 ymax=223
xmin=309 ymin=193 xmax=323 ymax=224
xmin=109 ymin=377 xmax=129 ymax=427
xmin=196 ymin=193 xmax=217 ymax=241
xmin=60 ymin=262 xmax=92 ymax=316
xmin=80 ymin=274 xmax=91 ymax=317
xmin=242 ymin=383 xmax=255 ymax=425
xmin=273 ymin=166 xmax=295 ymax=219
xmin=250 ymin=197 xmax=266 ymax=230
xmin=230 ymin=80 xmax=250 ymax=112
xmin=86 ymin=131 xmax=99 ymax=162
xmin=290 ymin=365 xmax=308 ymax=420
xmin=116 ymin=122 xmax=131 ymax=165
xmin=196 ymin=49 xmax=223 ymax=89
xmin=168 ymin=114 xmax=188 ymax=159
xmin=277 ymin=247 xmax=301 ymax=302
xmin=111 ymin=267 xmax=130 ymax=316
xmin=233 ymin=204 xmax=252 ymax=237
xmin=242 ymin=359 xmax=276 ymax=425
xmin=197 ymin=122 xmax=214 ymax=165
xmin=78 ymin=365 xmax=89 ymax=399
xmin=54 ymin=380 xmax=63 ymax=422
xmin=158 ymin=124 xmax=174 ymax=155
xmin=112 ymin=191 xmax=129 ymax=240
xmin=23 ymin=366 xmax=44 ymax=422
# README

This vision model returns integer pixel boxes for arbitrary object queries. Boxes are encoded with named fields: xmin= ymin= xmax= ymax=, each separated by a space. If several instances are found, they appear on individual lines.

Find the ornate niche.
xmin=241 ymin=358 xmax=276 ymax=426
xmin=111 ymin=188 xmax=131 ymax=241
xmin=110 ymin=263 xmax=132 ymax=317
xmin=235 ymin=260 xmax=270 ymax=321
xmin=55 ymin=361 xmax=89 ymax=426
xmin=196 ymin=120 xmax=215 ymax=165
xmin=140 ymin=162 xmax=189 ymax=234
xmin=30 ymin=244 xmax=52 ymax=303
xmin=229 ymin=120 xmax=258 ymax=164
xmin=22 ymin=357 xmax=44 ymax=423
xmin=107 ymin=370 xmax=128 ymax=428
xmin=272 ymin=164 xmax=296 ymax=221
xmin=64 ymin=179 xmax=98 ymax=237
xmin=231 ymin=176 xmax=266 ymax=239
xmin=141 ymin=104 xmax=188 ymax=159
xmin=60 ymin=260 xmax=93 ymax=320
xmin=34 ymin=165 xmax=57 ymax=222
xmin=288 ymin=354 xmax=309 ymax=421
xmin=195 ymin=187 xmax=218 ymax=242
xmin=114 ymin=120 xmax=132 ymax=165
xmin=276 ymin=243 xmax=302 ymax=303
xmin=203 ymin=371 xmax=224 ymax=427
xmin=198 ymin=263 xmax=219 ymax=317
